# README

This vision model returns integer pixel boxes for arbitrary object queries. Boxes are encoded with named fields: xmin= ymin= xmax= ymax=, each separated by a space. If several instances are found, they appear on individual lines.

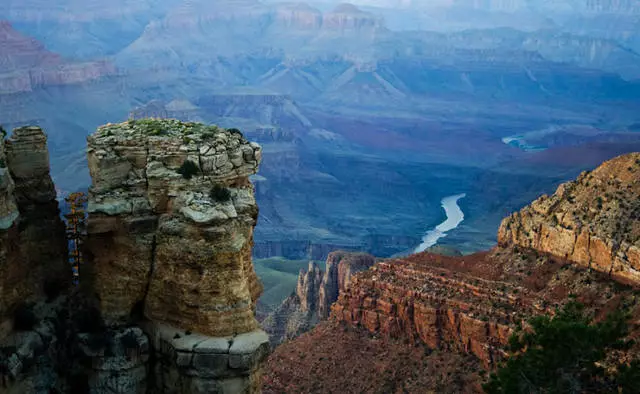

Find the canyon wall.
xmin=330 ymin=259 xmax=528 ymax=367
xmin=84 ymin=119 xmax=268 ymax=392
xmin=498 ymin=152 xmax=640 ymax=285
xmin=265 ymin=153 xmax=640 ymax=391
xmin=0 ymin=126 xmax=67 ymax=334
xmin=262 ymin=251 xmax=375 ymax=347
xmin=0 ymin=21 xmax=116 ymax=94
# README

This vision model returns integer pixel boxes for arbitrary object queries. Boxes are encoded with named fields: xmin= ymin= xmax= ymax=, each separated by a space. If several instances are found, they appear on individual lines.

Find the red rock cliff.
xmin=265 ymin=153 xmax=640 ymax=392
xmin=498 ymin=152 xmax=640 ymax=284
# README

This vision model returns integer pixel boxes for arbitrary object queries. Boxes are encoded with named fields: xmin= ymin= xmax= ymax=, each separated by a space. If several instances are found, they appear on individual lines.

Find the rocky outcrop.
xmin=331 ymin=258 xmax=529 ymax=367
xmin=84 ymin=119 xmax=268 ymax=393
xmin=322 ymin=4 xmax=384 ymax=31
xmin=0 ymin=126 xmax=67 ymax=334
xmin=498 ymin=152 xmax=640 ymax=285
xmin=262 ymin=251 xmax=375 ymax=347
xmin=145 ymin=322 xmax=269 ymax=394
xmin=318 ymin=251 xmax=376 ymax=319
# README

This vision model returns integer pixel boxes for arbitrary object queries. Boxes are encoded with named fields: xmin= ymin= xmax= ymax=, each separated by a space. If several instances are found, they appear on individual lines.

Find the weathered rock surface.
xmin=81 ymin=119 xmax=267 ymax=393
xmin=498 ymin=152 xmax=640 ymax=284
xmin=144 ymin=322 xmax=268 ymax=394
xmin=85 ymin=119 xmax=262 ymax=336
xmin=319 ymin=251 xmax=376 ymax=319
xmin=262 ymin=251 xmax=375 ymax=347
xmin=0 ymin=126 xmax=67 ymax=334
xmin=331 ymin=257 xmax=524 ymax=367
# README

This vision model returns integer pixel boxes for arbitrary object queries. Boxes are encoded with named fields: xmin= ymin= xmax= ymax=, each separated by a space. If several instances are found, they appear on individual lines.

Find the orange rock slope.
xmin=264 ymin=152 xmax=640 ymax=393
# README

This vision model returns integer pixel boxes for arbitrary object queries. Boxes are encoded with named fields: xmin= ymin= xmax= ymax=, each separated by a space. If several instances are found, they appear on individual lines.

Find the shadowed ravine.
xmin=415 ymin=193 xmax=466 ymax=253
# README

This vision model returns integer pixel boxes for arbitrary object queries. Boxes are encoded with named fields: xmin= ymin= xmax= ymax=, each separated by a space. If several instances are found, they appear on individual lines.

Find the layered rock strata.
xmin=262 ymin=251 xmax=375 ymax=346
xmin=85 ymin=119 xmax=268 ymax=393
xmin=498 ymin=152 xmax=640 ymax=284
xmin=0 ymin=126 xmax=67 ymax=333
xmin=331 ymin=257 xmax=533 ymax=366
xmin=0 ymin=21 xmax=116 ymax=94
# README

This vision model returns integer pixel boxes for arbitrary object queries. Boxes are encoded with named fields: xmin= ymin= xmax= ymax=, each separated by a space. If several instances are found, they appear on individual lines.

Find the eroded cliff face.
xmin=261 ymin=251 xmax=375 ymax=347
xmin=84 ymin=119 xmax=268 ymax=393
xmin=265 ymin=153 xmax=640 ymax=391
xmin=0 ymin=21 xmax=116 ymax=94
xmin=86 ymin=119 xmax=262 ymax=334
xmin=0 ymin=126 xmax=67 ymax=333
xmin=498 ymin=152 xmax=640 ymax=285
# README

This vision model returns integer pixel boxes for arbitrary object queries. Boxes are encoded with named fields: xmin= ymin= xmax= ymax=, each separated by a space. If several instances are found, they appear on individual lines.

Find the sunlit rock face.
xmin=499 ymin=152 xmax=640 ymax=285
xmin=85 ymin=119 xmax=268 ymax=393
xmin=85 ymin=119 xmax=263 ymax=335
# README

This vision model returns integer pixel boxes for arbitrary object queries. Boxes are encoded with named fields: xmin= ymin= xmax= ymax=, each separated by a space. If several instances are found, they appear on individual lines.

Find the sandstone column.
xmin=85 ymin=119 xmax=268 ymax=393
xmin=0 ymin=126 xmax=68 ymax=332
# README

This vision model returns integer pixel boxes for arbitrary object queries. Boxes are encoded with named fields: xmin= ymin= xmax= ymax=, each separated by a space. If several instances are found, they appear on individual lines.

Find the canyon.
xmin=264 ymin=152 xmax=640 ymax=392
xmin=0 ymin=21 xmax=116 ymax=94
xmin=3 ymin=1 xmax=640 ymax=261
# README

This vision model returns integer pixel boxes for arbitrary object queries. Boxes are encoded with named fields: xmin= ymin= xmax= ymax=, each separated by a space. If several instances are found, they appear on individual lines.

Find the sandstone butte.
xmin=264 ymin=152 xmax=640 ymax=393
xmin=0 ymin=120 xmax=270 ymax=394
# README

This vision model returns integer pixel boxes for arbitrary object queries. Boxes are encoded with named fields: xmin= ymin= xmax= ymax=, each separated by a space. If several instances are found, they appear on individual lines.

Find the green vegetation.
xmin=127 ymin=118 xmax=167 ymax=135
xmin=227 ymin=128 xmax=244 ymax=137
xmin=177 ymin=160 xmax=200 ymax=180
xmin=484 ymin=302 xmax=640 ymax=394
xmin=0 ymin=124 xmax=6 ymax=138
xmin=210 ymin=184 xmax=231 ymax=202
xmin=99 ymin=120 xmax=244 ymax=144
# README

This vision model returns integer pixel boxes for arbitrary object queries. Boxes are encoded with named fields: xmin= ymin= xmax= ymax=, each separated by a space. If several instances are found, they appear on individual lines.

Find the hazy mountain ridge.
xmin=1 ymin=0 xmax=640 ymax=257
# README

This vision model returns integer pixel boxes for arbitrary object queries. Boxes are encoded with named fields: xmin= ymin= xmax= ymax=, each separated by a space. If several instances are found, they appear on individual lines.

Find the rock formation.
xmin=0 ymin=126 xmax=67 ymax=334
xmin=498 ymin=152 xmax=640 ymax=284
xmin=84 ymin=119 xmax=268 ymax=392
xmin=0 ymin=120 xmax=269 ymax=394
xmin=262 ymin=251 xmax=375 ymax=347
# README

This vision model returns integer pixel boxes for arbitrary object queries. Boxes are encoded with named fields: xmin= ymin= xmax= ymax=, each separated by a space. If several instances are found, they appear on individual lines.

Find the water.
xmin=415 ymin=193 xmax=466 ymax=253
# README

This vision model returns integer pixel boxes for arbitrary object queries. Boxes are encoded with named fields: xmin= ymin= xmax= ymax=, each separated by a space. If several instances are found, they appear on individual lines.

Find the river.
xmin=414 ymin=193 xmax=467 ymax=253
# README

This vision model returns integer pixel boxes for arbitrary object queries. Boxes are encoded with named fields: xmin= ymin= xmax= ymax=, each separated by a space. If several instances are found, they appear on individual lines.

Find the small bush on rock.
xmin=177 ymin=160 xmax=199 ymax=180
xmin=227 ymin=128 xmax=243 ymax=137
xmin=210 ymin=184 xmax=231 ymax=202
xmin=484 ymin=302 xmax=640 ymax=394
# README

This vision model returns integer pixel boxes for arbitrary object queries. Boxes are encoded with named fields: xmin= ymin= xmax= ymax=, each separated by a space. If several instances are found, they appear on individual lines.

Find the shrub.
xmin=227 ymin=128 xmax=243 ymax=137
xmin=13 ymin=303 xmax=38 ymax=331
xmin=0 ymin=125 xmax=6 ymax=138
xmin=484 ymin=302 xmax=640 ymax=394
xmin=177 ymin=160 xmax=199 ymax=180
xmin=210 ymin=184 xmax=231 ymax=202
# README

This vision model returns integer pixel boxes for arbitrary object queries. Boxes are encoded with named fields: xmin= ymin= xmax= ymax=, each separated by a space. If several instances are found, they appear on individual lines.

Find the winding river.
xmin=415 ymin=193 xmax=467 ymax=253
